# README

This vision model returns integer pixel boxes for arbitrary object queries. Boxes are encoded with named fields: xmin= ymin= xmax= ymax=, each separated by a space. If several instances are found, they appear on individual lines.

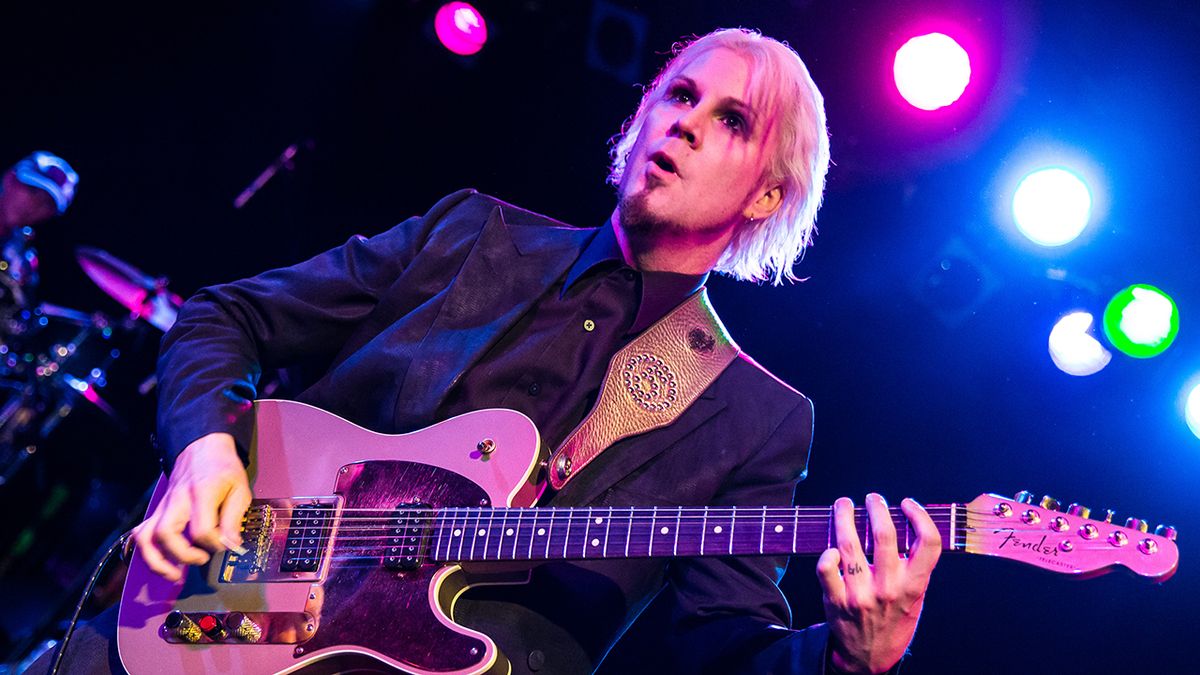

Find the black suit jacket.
xmin=157 ymin=189 xmax=829 ymax=673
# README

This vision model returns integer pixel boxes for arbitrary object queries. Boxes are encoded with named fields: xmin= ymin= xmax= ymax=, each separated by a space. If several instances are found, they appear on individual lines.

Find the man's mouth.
xmin=649 ymin=151 xmax=679 ymax=177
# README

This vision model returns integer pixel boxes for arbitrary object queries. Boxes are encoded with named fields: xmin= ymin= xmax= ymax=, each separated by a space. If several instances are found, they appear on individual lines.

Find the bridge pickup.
xmin=282 ymin=503 xmax=335 ymax=572
xmin=383 ymin=503 xmax=430 ymax=570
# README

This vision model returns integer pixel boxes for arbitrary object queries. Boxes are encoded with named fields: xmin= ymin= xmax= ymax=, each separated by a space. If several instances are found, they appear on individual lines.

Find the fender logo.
xmin=995 ymin=530 xmax=1059 ymax=557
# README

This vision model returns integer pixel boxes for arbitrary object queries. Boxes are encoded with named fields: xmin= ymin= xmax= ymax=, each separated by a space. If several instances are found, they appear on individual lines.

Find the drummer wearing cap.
xmin=0 ymin=151 xmax=79 ymax=310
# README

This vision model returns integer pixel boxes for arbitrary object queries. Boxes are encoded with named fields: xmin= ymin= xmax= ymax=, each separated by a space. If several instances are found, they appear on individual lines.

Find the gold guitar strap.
xmin=548 ymin=287 xmax=740 ymax=490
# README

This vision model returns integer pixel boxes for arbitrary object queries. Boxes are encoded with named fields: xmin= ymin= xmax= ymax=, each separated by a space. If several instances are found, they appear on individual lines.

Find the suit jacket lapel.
xmin=396 ymin=205 xmax=595 ymax=423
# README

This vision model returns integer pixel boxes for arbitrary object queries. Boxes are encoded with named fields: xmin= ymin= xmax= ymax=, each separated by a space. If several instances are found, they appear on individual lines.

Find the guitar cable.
xmin=48 ymin=529 xmax=134 ymax=675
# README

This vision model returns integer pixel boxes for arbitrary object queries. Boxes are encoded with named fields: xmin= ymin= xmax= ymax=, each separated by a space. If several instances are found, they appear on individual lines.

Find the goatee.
xmin=617 ymin=189 xmax=675 ymax=236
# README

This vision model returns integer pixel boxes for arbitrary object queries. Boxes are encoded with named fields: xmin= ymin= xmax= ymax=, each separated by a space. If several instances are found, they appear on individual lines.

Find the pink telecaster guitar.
xmin=118 ymin=400 xmax=1179 ymax=674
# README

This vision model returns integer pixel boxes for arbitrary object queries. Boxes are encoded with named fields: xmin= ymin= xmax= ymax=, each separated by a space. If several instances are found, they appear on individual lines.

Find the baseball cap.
xmin=13 ymin=151 xmax=79 ymax=214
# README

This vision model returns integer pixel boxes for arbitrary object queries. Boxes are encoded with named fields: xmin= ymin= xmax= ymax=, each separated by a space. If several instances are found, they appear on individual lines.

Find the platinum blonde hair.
xmin=609 ymin=28 xmax=830 ymax=285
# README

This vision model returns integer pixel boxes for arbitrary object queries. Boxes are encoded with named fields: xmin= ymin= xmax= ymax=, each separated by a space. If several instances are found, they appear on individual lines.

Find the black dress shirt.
xmin=439 ymin=219 xmax=706 ymax=452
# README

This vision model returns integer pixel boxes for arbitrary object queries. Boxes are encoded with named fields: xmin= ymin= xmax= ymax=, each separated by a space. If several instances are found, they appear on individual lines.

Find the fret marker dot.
xmin=505 ymin=528 xmax=514 ymax=536
xmin=537 ymin=528 xmax=546 ymax=536
xmin=453 ymin=529 xmax=462 ymax=537
xmin=660 ymin=526 xmax=669 ymax=535
xmin=477 ymin=529 xmax=486 ymax=537
xmin=774 ymin=525 xmax=784 ymax=533
xmin=714 ymin=526 xmax=723 ymax=534
xmin=595 ymin=517 xmax=603 ymax=525
xmin=591 ymin=538 xmax=599 ymax=547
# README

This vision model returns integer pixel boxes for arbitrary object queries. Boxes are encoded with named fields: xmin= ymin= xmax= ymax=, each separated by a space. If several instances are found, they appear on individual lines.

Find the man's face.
xmin=617 ymin=47 xmax=776 ymax=240
xmin=0 ymin=172 xmax=57 ymax=229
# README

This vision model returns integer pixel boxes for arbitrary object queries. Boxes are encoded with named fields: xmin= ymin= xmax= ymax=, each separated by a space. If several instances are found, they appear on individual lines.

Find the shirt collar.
xmin=563 ymin=219 xmax=626 ymax=291
xmin=564 ymin=220 xmax=708 ymax=334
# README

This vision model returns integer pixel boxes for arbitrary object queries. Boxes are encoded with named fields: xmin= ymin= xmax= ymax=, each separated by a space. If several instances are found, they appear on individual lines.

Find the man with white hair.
xmin=45 ymin=28 xmax=939 ymax=674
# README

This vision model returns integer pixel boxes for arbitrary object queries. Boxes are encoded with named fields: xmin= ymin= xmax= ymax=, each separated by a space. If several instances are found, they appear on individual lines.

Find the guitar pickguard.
xmin=296 ymin=459 xmax=500 ymax=672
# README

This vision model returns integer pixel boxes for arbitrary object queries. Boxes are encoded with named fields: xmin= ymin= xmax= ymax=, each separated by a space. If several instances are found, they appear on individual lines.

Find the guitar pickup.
xmin=220 ymin=496 xmax=340 ymax=583
xmin=282 ymin=503 xmax=335 ymax=573
xmin=383 ymin=503 xmax=431 ymax=571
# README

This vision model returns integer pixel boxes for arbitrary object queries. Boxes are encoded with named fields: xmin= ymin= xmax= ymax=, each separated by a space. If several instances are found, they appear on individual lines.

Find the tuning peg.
xmin=1124 ymin=517 xmax=1149 ymax=533
xmin=1014 ymin=490 xmax=1036 ymax=504
xmin=1102 ymin=509 xmax=1115 ymax=523
xmin=1154 ymin=524 xmax=1178 ymax=541
xmin=1067 ymin=503 xmax=1091 ymax=518
xmin=1039 ymin=496 xmax=1061 ymax=511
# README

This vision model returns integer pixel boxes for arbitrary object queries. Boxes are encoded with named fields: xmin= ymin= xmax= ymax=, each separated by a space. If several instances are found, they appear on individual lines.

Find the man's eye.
xmin=668 ymin=86 xmax=694 ymax=104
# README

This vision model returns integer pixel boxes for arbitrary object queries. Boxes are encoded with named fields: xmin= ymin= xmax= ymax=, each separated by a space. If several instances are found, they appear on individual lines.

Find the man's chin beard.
xmin=617 ymin=189 xmax=677 ymax=236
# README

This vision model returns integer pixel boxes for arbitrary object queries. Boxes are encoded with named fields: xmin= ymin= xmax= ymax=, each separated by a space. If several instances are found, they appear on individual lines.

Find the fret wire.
xmin=673 ymin=508 xmax=681 ymax=557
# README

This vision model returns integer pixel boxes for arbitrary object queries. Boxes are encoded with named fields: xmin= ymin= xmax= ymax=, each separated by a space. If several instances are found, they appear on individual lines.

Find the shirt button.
xmin=583 ymin=319 xmax=595 ymax=332
xmin=527 ymin=382 xmax=541 ymax=396
xmin=527 ymin=650 xmax=545 ymax=671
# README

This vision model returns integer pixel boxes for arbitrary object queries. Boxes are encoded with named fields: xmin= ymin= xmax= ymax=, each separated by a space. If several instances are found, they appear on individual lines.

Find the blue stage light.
xmin=1186 ymin=382 xmax=1200 ymax=440
xmin=1012 ymin=168 xmax=1092 ymax=246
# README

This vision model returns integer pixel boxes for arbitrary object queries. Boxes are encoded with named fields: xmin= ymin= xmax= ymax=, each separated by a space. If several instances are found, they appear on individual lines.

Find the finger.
xmin=866 ymin=493 xmax=901 ymax=582
xmin=154 ymin=491 xmax=211 ymax=566
xmin=218 ymin=479 xmax=253 ymax=553
xmin=832 ymin=497 xmax=870 ymax=590
xmin=816 ymin=547 xmax=847 ymax=607
xmin=188 ymin=481 xmax=230 ymax=553
xmin=902 ymin=498 xmax=942 ymax=579
xmin=134 ymin=515 xmax=185 ymax=582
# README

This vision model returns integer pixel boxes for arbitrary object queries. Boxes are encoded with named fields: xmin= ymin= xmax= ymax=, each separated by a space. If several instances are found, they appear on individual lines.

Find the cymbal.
xmin=76 ymin=247 xmax=182 ymax=332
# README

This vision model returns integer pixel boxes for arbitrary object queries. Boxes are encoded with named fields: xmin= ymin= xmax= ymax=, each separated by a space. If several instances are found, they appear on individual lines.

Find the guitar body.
xmin=118 ymin=399 xmax=545 ymax=674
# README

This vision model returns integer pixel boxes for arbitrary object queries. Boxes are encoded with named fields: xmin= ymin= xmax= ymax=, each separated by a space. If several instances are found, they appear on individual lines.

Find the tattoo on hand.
xmin=844 ymin=562 xmax=863 ymax=575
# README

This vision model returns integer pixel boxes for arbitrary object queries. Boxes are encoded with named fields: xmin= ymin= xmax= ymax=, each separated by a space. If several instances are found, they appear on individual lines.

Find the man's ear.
xmin=745 ymin=185 xmax=784 ymax=221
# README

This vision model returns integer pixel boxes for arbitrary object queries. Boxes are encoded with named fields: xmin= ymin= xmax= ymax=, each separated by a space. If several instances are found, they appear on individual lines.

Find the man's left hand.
xmin=816 ymin=493 xmax=941 ymax=674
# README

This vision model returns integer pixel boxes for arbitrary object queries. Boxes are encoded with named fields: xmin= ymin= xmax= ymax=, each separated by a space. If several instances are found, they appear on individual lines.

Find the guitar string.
xmin=236 ymin=522 xmax=1156 ymax=561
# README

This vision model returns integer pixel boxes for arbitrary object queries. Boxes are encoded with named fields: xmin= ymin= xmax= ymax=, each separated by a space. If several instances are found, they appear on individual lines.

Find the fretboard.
xmin=429 ymin=505 xmax=963 ymax=563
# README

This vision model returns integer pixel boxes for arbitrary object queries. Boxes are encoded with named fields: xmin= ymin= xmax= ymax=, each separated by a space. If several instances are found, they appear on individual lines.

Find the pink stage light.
xmin=435 ymin=2 xmax=488 ymax=56
xmin=893 ymin=32 xmax=971 ymax=111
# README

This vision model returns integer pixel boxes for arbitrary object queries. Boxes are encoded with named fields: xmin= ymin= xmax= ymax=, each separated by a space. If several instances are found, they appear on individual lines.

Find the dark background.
xmin=2 ymin=1 xmax=1196 ymax=672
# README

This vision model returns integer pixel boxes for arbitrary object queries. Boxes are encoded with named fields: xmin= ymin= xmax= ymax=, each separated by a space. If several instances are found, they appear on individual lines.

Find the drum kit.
xmin=0 ymin=247 xmax=183 ymax=486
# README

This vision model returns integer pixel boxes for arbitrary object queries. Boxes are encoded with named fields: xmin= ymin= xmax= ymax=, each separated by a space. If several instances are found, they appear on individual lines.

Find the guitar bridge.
xmin=221 ymin=496 xmax=340 ymax=583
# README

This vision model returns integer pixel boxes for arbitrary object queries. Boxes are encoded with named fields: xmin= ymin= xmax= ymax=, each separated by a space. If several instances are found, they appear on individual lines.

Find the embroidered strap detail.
xmin=548 ymin=287 xmax=739 ymax=490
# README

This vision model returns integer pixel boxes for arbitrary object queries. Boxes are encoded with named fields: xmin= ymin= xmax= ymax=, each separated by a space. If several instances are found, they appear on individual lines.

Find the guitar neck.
xmin=426 ymin=504 xmax=964 ymax=563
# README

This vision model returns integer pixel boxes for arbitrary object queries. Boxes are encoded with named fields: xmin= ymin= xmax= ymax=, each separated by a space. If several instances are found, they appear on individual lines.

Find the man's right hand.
xmin=132 ymin=432 xmax=252 ymax=582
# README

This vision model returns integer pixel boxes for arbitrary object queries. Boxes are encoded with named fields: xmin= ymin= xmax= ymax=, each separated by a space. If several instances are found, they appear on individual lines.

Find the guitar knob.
xmin=164 ymin=611 xmax=203 ymax=643
xmin=1039 ymin=496 xmax=1061 ymax=511
xmin=1067 ymin=503 xmax=1091 ymax=518
xmin=1103 ymin=509 xmax=1115 ymax=524
xmin=1014 ymin=491 xmax=1036 ymax=504
xmin=1154 ymin=524 xmax=1178 ymax=541
xmin=1124 ymin=517 xmax=1149 ymax=533
xmin=225 ymin=612 xmax=264 ymax=642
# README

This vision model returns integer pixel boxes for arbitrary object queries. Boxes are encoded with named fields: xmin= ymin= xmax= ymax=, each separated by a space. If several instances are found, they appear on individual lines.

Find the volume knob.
xmin=164 ymin=611 xmax=202 ymax=643
xmin=1067 ymin=503 xmax=1091 ymax=518
xmin=1014 ymin=491 xmax=1036 ymax=504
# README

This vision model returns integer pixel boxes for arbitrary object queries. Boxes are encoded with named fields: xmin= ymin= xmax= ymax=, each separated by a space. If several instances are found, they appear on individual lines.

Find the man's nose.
xmin=669 ymin=108 xmax=703 ymax=148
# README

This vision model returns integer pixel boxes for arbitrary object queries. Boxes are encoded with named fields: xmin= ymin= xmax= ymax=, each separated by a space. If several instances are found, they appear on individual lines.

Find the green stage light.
xmin=1102 ymin=284 xmax=1179 ymax=358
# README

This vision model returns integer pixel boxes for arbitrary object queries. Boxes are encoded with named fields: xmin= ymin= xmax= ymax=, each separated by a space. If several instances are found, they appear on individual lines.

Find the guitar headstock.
xmin=962 ymin=492 xmax=1179 ymax=582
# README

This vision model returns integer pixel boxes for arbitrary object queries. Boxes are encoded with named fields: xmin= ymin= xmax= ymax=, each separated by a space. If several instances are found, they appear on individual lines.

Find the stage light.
xmin=893 ymin=33 xmax=971 ymax=111
xmin=1048 ymin=311 xmax=1111 ymax=376
xmin=1011 ymin=168 xmax=1092 ymax=246
xmin=435 ymin=2 xmax=487 ymax=56
xmin=1186 ymin=382 xmax=1200 ymax=440
xmin=1103 ymin=284 xmax=1179 ymax=358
